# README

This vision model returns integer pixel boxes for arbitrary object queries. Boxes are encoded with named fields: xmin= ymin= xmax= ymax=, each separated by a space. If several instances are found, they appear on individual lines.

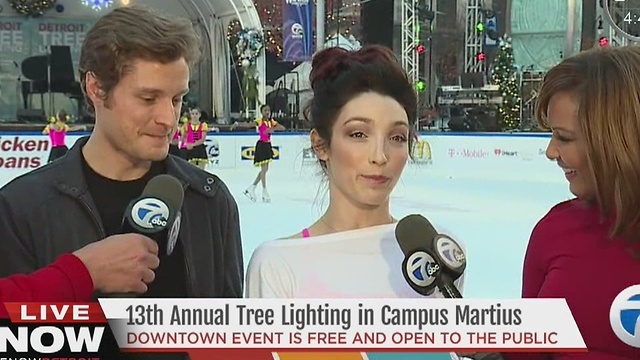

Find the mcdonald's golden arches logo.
xmin=412 ymin=139 xmax=432 ymax=163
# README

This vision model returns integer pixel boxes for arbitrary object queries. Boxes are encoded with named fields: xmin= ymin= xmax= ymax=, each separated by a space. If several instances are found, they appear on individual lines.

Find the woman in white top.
xmin=246 ymin=45 xmax=463 ymax=360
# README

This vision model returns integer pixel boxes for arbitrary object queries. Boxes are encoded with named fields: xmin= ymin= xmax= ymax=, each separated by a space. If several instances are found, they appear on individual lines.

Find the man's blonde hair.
xmin=79 ymin=5 xmax=202 ymax=112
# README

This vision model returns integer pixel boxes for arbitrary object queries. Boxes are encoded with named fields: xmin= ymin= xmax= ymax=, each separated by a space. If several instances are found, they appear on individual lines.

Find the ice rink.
xmin=0 ymin=132 xmax=573 ymax=299
xmin=0 ymin=158 xmax=572 ymax=296
xmin=213 ymin=153 xmax=572 ymax=301
xmin=0 ymin=132 xmax=573 ymax=360
xmin=216 ymin=146 xmax=572 ymax=360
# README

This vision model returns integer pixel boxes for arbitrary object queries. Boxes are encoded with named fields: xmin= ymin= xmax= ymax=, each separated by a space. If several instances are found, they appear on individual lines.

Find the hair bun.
xmin=356 ymin=45 xmax=398 ymax=65
xmin=309 ymin=47 xmax=350 ymax=89
xmin=309 ymin=45 xmax=401 ymax=89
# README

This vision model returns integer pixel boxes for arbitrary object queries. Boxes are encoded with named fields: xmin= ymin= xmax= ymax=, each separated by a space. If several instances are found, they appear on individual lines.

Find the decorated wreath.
xmin=9 ymin=0 xmax=56 ymax=17
xmin=235 ymin=28 xmax=264 ymax=67
xmin=233 ymin=27 xmax=264 ymax=116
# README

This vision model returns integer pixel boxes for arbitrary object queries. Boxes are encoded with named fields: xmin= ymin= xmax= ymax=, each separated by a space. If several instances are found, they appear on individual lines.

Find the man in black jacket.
xmin=0 ymin=5 xmax=243 ymax=359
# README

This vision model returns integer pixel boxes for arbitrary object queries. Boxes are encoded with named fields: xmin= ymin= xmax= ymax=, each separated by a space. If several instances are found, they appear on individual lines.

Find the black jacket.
xmin=0 ymin=136 xmax=244 ymax=298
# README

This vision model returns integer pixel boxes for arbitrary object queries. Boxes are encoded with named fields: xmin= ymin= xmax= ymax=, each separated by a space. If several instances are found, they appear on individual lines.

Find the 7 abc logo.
xmin=404 ymin=250 xmax=440 ymax=289
xmin=131 ymin=198 xmax=170 ymax=230
xmin=610 ymin=284 xmax=640 ymax=348
xmin=435 ymin=235 xmax=465 ymax=270
xmin=291 ymin=23 xmax=304 ymax=39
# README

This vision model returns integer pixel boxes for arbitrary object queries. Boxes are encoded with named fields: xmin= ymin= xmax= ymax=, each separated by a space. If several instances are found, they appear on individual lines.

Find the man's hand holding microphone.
xmin=0 ymin=175 xmax=182 ymax=312
xmin=0 ymin=233 xmax=159 ymax=315
xmin=74 ymin=174 xmax=185 ymax=295
xmin=73 ymin=233 xmax=160 ymax=294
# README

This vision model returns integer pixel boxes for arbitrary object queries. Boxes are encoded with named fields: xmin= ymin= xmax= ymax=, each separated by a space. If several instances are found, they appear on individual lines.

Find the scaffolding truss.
xmin=464 ymin=0 xmax=484 ymax=73
xmin=401 ymin=0 xmax=419 ymax=90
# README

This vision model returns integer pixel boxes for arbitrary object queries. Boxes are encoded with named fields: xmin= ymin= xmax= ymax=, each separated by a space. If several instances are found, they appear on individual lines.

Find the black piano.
xmin=20 ymin=45 xmax=83 ymax=119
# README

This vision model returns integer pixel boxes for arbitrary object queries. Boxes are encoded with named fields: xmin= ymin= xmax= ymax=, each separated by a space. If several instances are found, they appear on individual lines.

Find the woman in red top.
xmin=511 ymin=46 xmax=640 ymax=359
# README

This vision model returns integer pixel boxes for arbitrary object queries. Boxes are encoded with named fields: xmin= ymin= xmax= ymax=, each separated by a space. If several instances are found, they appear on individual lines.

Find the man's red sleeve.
xmin=0 ymin=253 xmax=94 ymax=317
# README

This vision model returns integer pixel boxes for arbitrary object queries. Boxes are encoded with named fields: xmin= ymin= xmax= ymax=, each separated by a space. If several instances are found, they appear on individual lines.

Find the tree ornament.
xmin=9 ymin=0 xmax=56 ymax=17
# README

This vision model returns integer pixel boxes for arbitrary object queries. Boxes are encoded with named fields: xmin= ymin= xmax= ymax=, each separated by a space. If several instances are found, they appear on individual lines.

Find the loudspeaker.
xmin=361 ymin=0 xmax=394 ymax=48
xmin=461 ymin=72 xmax=485 ymax=88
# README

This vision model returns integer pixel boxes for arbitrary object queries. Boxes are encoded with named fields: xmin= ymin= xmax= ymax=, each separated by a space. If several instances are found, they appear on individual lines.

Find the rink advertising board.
xmin=411 ymin=138 xmax=433 ymax=165
xmin=204 ymin=136 xmax=236 ymax=168
xmin=0 ymin=133 xmax=236 ymax=171
xmin=0 ymin=132 xmax=560 ymax=183
xmin=0 ymin=135 xmax=51 ymax=169
xmin=240 ymin=145 xmax=281 ymax=162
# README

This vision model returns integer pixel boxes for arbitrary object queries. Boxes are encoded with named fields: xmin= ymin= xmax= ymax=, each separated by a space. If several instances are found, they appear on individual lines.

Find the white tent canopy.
xmin=272 ymin=33 xmax=362 ymax=93
xmin=56 ymin=0 xmax=265 ymax=122
xmin=149 ymin=0 xmax=265 ymax=122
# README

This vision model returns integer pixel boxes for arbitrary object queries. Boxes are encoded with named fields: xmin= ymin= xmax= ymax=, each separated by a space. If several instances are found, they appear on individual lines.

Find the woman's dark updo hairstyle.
xmin=304 ymin=45 xmax=417 ymax=150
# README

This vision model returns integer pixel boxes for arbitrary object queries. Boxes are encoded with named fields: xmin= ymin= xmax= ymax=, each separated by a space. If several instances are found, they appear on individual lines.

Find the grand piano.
xmin=20 ymin=45 xmax=84 ymax=119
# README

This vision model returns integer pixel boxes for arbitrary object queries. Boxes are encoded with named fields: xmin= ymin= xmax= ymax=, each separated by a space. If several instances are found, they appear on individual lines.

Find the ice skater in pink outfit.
xmin=233 ymin=104 xmax=285 ymax=202
xmin=42 ymin=109 xmax=86 ymax=163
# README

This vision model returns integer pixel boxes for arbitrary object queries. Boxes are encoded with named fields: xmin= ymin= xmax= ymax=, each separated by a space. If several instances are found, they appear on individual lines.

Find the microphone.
xmin=121 ymin=174 xmax=184 ymax=256
xmin=395 ymin=214 xmax=466 ymax=298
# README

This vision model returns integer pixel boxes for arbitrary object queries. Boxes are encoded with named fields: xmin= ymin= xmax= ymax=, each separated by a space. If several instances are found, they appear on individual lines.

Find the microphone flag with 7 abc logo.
xmin=132 ymin=198 xmax=170 ymax=229
xmin=610 ymin=284 xmax=640 ymax=348
xmin=130 ymin=197 xmax=180 ymax=255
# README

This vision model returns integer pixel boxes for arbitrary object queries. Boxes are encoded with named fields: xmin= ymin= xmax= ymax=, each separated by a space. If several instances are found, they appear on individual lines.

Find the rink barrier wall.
xmin=0 ymin=131 xmax=561 ymax=183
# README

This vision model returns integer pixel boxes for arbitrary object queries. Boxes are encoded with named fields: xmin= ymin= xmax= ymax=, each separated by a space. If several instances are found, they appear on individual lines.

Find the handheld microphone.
xmin=121 ymin=174 xmax=184 ymax=256
xmin=395 ymin=214 xmax=466 ymax=298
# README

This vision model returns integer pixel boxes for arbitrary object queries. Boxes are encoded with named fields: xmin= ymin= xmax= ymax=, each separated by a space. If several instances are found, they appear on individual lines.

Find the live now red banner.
xmin=3 ymin=302 xmax=106 ymax=323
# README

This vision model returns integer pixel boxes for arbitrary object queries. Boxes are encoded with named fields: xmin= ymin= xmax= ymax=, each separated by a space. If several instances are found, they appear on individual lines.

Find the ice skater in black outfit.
xmin=232 ymin=105 xmax=285 ymax=202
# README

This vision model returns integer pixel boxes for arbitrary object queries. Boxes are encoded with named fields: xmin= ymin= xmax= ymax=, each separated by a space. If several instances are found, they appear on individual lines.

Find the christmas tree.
xmin=491 ymin=38 xmax=521 ymax=130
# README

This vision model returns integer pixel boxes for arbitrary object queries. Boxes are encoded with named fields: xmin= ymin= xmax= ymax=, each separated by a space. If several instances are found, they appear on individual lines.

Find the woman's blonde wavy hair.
xmin=536 ymin=46 xmax=640 ymax=243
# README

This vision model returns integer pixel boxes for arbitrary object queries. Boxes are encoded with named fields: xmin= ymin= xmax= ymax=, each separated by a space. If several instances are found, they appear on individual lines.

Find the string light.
xmin=81 ymin=0 xmax=114 ymax=11
xmin=491 ymin=39 xmax=521 ymax=130
xmin=252 ymin=0 xmax=283 ymax=58
xmin=227 ymin=19 xmax=244 ymax=66
xmin=227 ymin=19 xmax=242 ymax=40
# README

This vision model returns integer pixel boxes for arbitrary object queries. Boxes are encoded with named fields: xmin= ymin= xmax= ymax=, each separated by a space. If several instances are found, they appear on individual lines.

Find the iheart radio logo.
xmin=494 ymin=149 xmax=502 ymax=155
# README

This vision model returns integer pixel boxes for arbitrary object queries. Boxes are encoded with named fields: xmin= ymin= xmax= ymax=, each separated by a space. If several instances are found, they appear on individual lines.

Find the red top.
xmin=508 ymin=199 xmax=640 ymax=359
xmin=0 ymin=253 xmax=94 ymax=317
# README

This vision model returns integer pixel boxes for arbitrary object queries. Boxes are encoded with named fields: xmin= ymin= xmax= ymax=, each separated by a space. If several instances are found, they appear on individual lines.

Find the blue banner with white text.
xmin=282 ymin=0 xmax=314 ymax=62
